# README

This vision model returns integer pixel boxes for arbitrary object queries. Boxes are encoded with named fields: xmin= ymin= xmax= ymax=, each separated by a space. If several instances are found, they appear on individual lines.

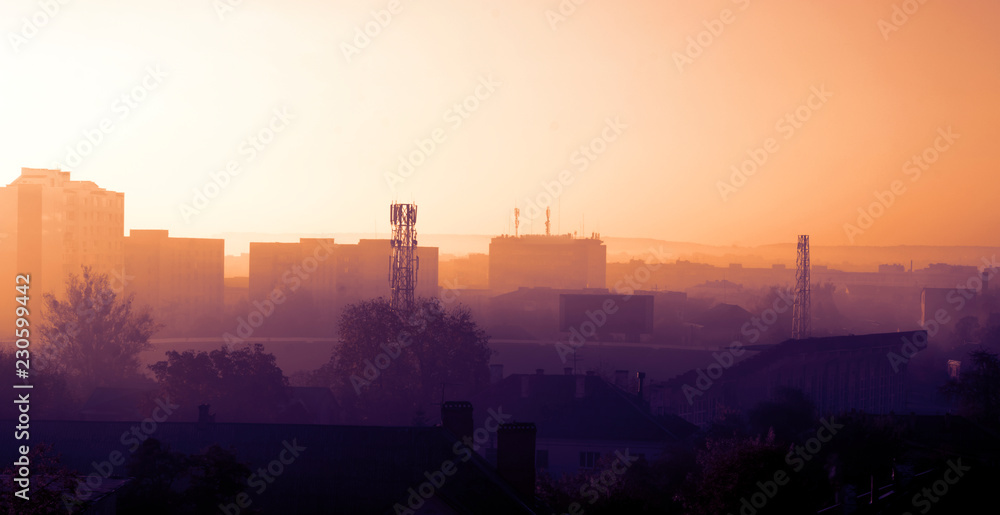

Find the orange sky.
xmin=1 ymin=0 xmax=997 ymax=249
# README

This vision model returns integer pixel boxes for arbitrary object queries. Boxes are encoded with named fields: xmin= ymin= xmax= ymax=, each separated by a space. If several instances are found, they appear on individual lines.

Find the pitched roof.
xmin=661 ymin=330 xmax=927 ymax=387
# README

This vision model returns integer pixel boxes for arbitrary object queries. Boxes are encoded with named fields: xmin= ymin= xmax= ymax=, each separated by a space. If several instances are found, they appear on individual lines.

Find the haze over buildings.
xmin=2 ymin=1 xmax=999 ymax=512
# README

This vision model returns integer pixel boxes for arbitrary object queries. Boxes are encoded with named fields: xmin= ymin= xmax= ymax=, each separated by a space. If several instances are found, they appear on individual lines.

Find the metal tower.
xmin=792 ymin=234 xmax=811 ymax=339
xmin=389 ymin=203 xmax=418 ymax=312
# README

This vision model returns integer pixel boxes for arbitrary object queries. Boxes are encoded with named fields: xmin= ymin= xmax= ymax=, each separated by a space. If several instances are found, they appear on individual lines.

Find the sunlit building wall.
xmin=124 ymin=230 xmax=224 ymax=323
xmin=489 ymin=234 xmax=606 ymax=294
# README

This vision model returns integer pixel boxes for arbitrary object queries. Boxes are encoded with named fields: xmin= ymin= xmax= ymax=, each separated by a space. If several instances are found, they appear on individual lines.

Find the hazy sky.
xmin=2 ymin=0 xmax=998 ymax=251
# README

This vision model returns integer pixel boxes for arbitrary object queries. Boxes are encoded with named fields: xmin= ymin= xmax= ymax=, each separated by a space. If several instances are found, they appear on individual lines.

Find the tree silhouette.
xmin=0 ymin=443 xmax=80 ymax=515
xmin=149 ymin=344 xmax=290 ymax=422
xmin=118 ymin=438 xmax=259 ymax=514
xmin=940 ymin=348 xmax=1000 ymax=424
xmin=37 ymin=266 xmax=161 ymax=393
xmin=328 ymin=297 xmax=493 ymax=424
xmin=748 ymin=386 xmax=816 ymax=442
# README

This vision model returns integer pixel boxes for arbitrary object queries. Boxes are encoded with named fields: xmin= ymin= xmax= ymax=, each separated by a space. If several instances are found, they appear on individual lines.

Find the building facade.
xmin=489 ymin=234 xmax=606 ymax=294
xmin=1 ymin=168 xmax=124 ymax=335
xmin=123 ymin=230 xmax=224 ymax=326
xmin=249 ymin=238 xmax=439 ymax=309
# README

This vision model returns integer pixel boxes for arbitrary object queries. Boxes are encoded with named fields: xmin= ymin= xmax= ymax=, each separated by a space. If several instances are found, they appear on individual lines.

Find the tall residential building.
xmin=488 ymin=234 xmax=606 ymax=294
xmin=249 ymin=238 xmax=438 ymax=310
xmin=1 ymin=168 xmax=124 ymax=335
xmin=124 ymin=230 xmax=224 ymax=325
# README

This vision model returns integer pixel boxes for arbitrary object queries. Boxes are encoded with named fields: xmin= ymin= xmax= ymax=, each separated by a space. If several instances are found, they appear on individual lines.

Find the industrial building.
xmin=649 ymin=331 xmax=922 ymax=426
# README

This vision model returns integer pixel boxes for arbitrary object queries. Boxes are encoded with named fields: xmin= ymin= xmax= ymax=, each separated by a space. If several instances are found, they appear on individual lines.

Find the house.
xmin=468 ymin=369 xmax=695 ymax=478
xmin=1 ymin=406 xmax=547 ymax=514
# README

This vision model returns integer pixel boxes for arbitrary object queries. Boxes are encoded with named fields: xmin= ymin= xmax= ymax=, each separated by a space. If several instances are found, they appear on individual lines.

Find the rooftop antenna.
xmin=545 ymin=207 xmax=551 ymax=236
xmin=389 ymin=202 xmax=418 ymax=313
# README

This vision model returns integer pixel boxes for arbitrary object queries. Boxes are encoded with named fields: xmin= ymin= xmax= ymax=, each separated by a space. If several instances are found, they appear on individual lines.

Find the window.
xmin=579 ymin=451 xmax=600 ymax=469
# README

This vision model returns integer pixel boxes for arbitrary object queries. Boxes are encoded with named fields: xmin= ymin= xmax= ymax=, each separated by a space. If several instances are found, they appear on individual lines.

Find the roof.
xmin=78 ymin=386 xmax=158 ymax=421
xmin=469 ymin=373 xmax=691 ymax=442
xmin=661 ymin=330 xmax=927 ymax=388
xmin=0 ymin=420 xmax=541 ymax=515
xmin=690 ymin=303 xmax=752 ymax=328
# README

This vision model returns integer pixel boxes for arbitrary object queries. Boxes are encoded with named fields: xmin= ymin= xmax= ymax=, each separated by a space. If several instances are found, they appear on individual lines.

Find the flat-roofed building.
xmin=124 ymin=230 xmax=224 ymax=327
xmin=0 ymin=168 xmax=124 ymax=335
xmin=489 ymin=234 xmax=605 ymax=294
xmin=249 ymin=238 xmax=438 ymax=312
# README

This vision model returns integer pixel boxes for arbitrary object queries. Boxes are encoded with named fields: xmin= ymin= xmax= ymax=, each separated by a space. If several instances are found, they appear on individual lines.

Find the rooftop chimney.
xmin=637 ymin=372 xmax=646 ymax=401
xmin=575 ymin=375 xmax=585 ymax=398
xmin=535 ymin=369 xmax=544 ymax=375
xmin=614 ymin=370 xmax=628 ymax=390
xmin=490 ymin=364 xmax=504 ymax=384
xmin=497 ymin=423 xmax=537 ymax=500
xmin=441 ymin=401 xmax=474 ymax=443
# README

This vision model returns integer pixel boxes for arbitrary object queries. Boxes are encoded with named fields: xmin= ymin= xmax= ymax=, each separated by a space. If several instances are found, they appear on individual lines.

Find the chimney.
xmin=521 ymin=376 xmax=530 ymax=398
xmin=441 ymin=401 xmax=474 ymax=443
xmin=637 ymin=372 xmax=646 ymax=400
xmin=197 ymin=404 xmax=214 ymax=424
xmin=614 ymin=370 xmax=628 ymax=390
xmin=564 ymin=367 xmax=572 ymax=375
xmin=535 ymin=369 xmax=544 ymax=375
xmin=497 ymin=423 xmax=536 ymax=499
xmin=575 ymin=375 xmax=585 ymax=398
xmin=490 ymin=364 xmax=504 ymax=384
